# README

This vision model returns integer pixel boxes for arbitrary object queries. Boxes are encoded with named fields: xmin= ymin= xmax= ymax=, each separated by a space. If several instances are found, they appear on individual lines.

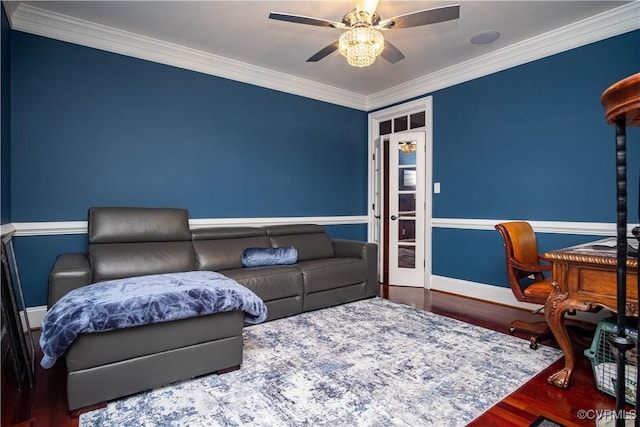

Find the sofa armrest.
xmin=332 ymin=239 xmax=379 ymax=297
xmin=332 ymin=239 xmax=372 ymax=259
xmin=48 ymin=253 xmax=92 ymax=307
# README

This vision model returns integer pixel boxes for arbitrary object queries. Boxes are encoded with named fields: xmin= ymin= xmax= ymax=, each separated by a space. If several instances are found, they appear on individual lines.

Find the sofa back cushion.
xmin=265 ymin=224 xmax=335 ymax=261
xmin=192 ymin=227 xmax=270 ymax=271
xmin=88 ymin=207 xmax=196 ymax=282
xmin=89 ymin=207 xmax=192 ymax=243
xmin=90 ymin=242 xmax=196 ymax=282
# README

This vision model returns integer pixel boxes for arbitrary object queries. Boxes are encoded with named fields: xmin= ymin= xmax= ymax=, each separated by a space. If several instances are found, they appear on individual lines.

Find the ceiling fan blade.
xmin=269 ymin=12 xmax=345 ymax=29
xmin=307 ymin=41 xmax=340 ymax=62
xmin=380 ymin=40 xmax=405 ymax=64
xmin=356 ymin=0 xmax=380 ymax=16
xmin=376 ymin=4 xmax=460 ymax=29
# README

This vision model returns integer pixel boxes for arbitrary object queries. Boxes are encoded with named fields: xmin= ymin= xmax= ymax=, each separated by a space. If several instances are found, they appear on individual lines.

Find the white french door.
xmin=388 ymin=132 xmax=426 ymax=286
xmin=368 ymin=95 xmax=433 ymax=288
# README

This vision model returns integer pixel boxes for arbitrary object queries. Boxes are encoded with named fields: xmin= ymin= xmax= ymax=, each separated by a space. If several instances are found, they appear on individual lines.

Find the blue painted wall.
xmin=11 ymin=32 xmax=368 ymax=221
xmin=1 ymin=5 xmax=10 ymax=224
xmin=5 ymin=25 xmax=639 ymax=307
xmin=433 ymin=31 xmax=639 ymax=222
xmin=9 ymin=32 xmax=368 ymax=306
xmin=429 ymin=30 xmax=640 ymax=287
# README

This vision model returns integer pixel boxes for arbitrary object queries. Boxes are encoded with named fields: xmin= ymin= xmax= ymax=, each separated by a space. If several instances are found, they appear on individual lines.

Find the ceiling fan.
xmin=269 ymin=0 xmax=460 ymax=67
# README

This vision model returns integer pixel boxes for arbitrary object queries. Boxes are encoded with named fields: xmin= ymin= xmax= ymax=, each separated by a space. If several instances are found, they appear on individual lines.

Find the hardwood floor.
xmin=2 ymin=286 xmax=625 ymax=426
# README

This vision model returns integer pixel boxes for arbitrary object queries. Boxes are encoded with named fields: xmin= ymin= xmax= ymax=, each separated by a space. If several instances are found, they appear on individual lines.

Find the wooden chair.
xmin=495 ymin=221 xmax=554 ymax=349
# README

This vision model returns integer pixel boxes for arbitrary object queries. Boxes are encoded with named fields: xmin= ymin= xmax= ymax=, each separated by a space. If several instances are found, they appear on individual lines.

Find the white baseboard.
xmin=430 ymin=275 xmax=609 ymax=324
xmin=24 ymin=306 xmax=47 ymax=330
xmin=27 ymin=276 xmax=608 ymax=330
xmin=431 ymin=275 xmax=538 ymax=309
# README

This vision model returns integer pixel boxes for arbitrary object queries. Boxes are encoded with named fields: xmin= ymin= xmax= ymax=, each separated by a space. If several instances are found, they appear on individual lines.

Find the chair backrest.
xmin=495 ymin=221 xmax=545 ymax=301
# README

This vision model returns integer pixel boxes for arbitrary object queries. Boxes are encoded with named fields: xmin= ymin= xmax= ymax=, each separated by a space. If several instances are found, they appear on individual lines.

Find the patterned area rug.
xmin=80 ymin=297 xmax=562 ymax=426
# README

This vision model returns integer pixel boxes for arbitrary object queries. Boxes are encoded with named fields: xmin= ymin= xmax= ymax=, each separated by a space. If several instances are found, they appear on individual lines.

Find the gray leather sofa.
xmin=48 ymin=207 xmax=378 ymax=411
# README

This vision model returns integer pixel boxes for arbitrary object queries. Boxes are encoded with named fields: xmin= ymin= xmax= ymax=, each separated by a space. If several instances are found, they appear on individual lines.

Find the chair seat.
xmin=523 ymin=279 xmax=554 ymax=299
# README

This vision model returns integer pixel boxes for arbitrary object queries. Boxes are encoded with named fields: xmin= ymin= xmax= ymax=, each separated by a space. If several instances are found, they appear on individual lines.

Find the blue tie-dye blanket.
xmin=39 ymin=271 xmax=267 ymax=369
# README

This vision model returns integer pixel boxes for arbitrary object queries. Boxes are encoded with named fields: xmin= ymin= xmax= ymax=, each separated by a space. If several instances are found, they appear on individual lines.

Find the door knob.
xmin=390 ymin=215 xmax=398 ymax=220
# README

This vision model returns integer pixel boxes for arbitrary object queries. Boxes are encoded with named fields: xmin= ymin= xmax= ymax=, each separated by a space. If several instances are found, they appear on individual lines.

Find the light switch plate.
xmin=434 ymin=182 xmax=441 ymax=194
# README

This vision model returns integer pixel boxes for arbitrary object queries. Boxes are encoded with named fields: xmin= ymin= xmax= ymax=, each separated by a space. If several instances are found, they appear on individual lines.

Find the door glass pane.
xmin=398 ymin=217 xmax=416 ymax=268
xmin=398 ymin=245 xmax=416 ymax=268
xmin=394 ymin=116 xmax=408 ymax=132
xmin=379 ymin=120 xmax=392 ymax=135
xmin=399 ymin=168 xmax=416 ymax=191
xmin=410 ymin=112 xmax=426 ymax=129
xmin=399 ymin=193 xmax=416 ymax=216
xmin=398 ymin=219 xmax=415 ymax=242
xmin=398 ymin=140 xmax=417 ymax=165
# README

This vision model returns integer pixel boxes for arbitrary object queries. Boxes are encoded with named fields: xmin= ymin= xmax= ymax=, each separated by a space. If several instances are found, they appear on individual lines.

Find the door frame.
xmin=367 ymin=96 xmax=433 ymax=288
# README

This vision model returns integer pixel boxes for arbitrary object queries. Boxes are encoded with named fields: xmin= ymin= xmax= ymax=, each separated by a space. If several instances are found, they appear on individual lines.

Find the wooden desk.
xmin=543 ymin=238 xmax=638 ymax=389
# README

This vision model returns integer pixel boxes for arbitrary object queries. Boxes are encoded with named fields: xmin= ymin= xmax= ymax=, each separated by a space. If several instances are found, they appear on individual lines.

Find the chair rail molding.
xmin=1 ymin=223 xmax=16 ymax=237
xmin=9 ymin=217 xmax=638 ymax=237
xmin=9 ymin=216 xmax=369 ymax=237
xmin=432 ymin=218 xmax=640 ymax=237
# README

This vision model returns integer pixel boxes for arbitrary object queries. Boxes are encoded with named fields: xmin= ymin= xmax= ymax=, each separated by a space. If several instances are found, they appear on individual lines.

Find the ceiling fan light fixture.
xmin=338 ymin=26 xmax=384 ymax=67
xmin=270 ymin=3 xmax=460 ymax=66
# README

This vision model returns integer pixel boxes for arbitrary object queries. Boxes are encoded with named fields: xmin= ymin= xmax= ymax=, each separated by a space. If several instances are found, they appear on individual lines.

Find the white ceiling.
xmin=5 ymin=1 xmax=638 ymax=110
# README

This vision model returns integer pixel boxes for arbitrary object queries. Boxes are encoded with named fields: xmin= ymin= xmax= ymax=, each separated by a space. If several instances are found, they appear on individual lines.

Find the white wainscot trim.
xmin=11 ymin=217 xmax=639 ymax=237
xmin=189 ymin=215 xmax=368 ymax=229
xmin=432 ymin=218 xmax=640 ymax=237
xmin=430 ymin=275 xmax=609 ymax=325
xmin=1 ymin=223 xmax=16 ymax=236
xmin=12 ymin=221 xmax=88 ymax=236
xmin=10 ymin=216 xmax=369 ymax=236
xmin=24 ymin=305 xmax=47 ymax=330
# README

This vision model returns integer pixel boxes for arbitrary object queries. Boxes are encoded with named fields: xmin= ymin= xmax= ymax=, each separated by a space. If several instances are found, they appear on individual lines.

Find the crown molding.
xmin=366 ymin=2 xmax=640 ymax=110
xmin=5 ymin=2 xmax=639 ymax=112
xmin=2 ymin=0 xmax=18 ymax=21
xmin=6 ymin=2 xmax=368 ymax=110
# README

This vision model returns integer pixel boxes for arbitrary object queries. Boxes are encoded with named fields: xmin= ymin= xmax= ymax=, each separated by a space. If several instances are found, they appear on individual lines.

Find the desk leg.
xmin=545 ymin=284 xmax=593 ymax=389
